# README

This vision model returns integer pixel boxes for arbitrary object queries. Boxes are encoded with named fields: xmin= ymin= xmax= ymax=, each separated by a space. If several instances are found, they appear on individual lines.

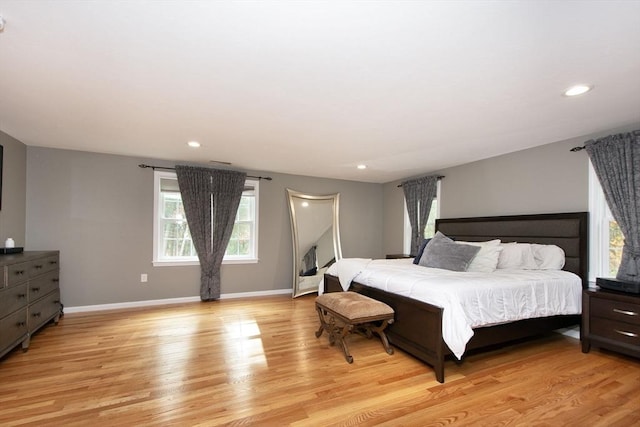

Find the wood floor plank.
xmin=0 ymin=294 xmax=638 ymax=426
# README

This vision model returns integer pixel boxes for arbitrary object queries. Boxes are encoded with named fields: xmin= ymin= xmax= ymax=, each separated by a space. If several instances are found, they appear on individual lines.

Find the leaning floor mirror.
xmin=286 ymin=189 xmax=342 ymax=298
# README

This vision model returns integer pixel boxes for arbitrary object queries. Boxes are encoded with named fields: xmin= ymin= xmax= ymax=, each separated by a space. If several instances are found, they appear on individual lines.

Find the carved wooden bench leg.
xmin=337 ymin=324 xmax=354 ymax=363
xmin=315 ymin=306 xmax=327 ymax=338
xmin=369 ymin=319 xmax=395 ymax=355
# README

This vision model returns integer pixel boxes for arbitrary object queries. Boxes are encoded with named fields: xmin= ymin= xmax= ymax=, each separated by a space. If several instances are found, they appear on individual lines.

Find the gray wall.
xmin=0 ymin=131 xmax=27 ymax=247
xmin=383 ymin=124 xmax=640 ymax=255
xmin=26 ymin=147 xmax=384 ymax=307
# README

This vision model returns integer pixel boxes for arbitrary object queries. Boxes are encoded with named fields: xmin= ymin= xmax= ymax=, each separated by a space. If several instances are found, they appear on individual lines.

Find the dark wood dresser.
xmin=582 ymin=287 xmax=640 ymax=359
xmin=0 ymin=251 xmax=61 ymax=359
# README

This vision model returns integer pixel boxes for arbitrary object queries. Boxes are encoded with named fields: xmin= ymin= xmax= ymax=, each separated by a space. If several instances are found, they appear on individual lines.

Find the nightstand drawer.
xmin=591 ymin=298 xmax=640 ymax=326
xmin=591 ymin=317 xmax=640 ymax=347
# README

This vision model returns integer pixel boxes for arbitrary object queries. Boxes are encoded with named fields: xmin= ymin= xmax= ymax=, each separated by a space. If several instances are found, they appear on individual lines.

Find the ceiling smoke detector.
xmin=0 ymin=16 xmax=6 ymax=32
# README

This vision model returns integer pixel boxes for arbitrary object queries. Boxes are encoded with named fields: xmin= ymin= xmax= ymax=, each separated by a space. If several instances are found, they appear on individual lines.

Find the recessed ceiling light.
xmin=563 ymin=84 xmax=593 ymax=97
xmin=357 ymin=164 xmax=367 ymax=170
xmin=301 ymin=201 xmax=309 ymax=208
xmin=187 ymin=141 xmax=201 ymax=148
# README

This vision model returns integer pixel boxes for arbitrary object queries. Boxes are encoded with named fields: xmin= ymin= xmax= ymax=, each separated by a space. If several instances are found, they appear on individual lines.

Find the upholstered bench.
xmin=315 ymin=291 xmax=395 ymax=363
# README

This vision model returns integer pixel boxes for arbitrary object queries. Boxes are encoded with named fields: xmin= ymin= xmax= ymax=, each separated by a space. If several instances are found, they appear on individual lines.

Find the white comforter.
xmin=326 ymin=258 xmax=582 ymax=359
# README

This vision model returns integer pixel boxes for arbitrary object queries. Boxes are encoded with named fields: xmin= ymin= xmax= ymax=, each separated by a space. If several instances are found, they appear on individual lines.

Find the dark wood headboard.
xmin=436 ymin=212 xmax=589 ymax=288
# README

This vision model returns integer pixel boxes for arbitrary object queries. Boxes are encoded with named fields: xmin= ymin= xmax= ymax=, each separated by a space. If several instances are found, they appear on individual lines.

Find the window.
xmin=403 ymin=180 xmax=441 ymax=254
xmin=153 ymin=171 xmax=259 ymax=266
xmin=589 ymin=163 xmax=622 ymax=280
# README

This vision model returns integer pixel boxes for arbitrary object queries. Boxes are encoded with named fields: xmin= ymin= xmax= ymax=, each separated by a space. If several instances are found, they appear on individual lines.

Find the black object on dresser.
xmin=582 ymin=287 xmax=640 ymax=359
xmin=0 ymin=251 xmax=61 ymax=359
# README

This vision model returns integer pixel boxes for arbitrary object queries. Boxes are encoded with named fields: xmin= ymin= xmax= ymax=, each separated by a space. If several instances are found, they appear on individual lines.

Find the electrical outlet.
xmin=140 ymin=274 xmax=148 ymax=283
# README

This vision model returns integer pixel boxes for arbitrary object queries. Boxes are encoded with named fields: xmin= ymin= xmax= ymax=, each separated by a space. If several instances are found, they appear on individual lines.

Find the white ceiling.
xmin=1 ymin=1 xmax=639 ymax=183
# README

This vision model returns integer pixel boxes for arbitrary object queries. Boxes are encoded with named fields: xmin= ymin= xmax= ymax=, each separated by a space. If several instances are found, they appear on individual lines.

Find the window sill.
xmin=153 ymin=258 xmax=259 ymax=267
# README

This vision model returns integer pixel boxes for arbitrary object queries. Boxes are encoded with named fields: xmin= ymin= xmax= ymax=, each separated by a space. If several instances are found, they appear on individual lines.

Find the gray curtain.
xmin=402 ymin=175 xmax=439 ymax=255
xmin=585 ymin=130 xmax=640 ymax=283
xmin=175 ymin=165 xmax=247 ymax=301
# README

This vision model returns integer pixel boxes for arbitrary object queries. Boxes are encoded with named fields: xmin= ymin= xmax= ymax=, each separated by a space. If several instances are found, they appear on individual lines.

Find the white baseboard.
xmin=64 ymin=288 xmax=293 ymax=313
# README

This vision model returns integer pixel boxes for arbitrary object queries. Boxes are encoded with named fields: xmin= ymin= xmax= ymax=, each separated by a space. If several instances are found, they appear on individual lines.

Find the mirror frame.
xmin=286 ymin=188 xmax=342 ymax=298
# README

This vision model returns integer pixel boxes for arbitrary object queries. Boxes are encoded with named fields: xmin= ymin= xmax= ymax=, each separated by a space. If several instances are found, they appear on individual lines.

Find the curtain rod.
xmin=571 ymin=129 xmax=640 ymax=152
xmin=138 ymin=164 xmax=273 ymax=181
xmin=397 ymin=175 xmax=445 ymax=187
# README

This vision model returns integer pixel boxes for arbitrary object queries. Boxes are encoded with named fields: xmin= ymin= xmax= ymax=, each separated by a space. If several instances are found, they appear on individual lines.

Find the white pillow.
xmin=456 ymin=239 xmax=502 ymax=273
xmin=497 ymin=243 xmax=538 ymax=269
xmin=531 ymin=244 xmax=565 ymax=270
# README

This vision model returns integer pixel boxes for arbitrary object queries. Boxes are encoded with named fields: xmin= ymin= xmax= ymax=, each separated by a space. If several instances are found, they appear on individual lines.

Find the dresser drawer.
xmin=0 ymin=308 xmax=28 ymax=351
xmin=28 ymin=271 xmax=60 ymax=301
xmin=29 ymin=254 xmax=60 ymax=277
xmin=28 ymin=290 xmax=61 ymax=332
xmin=0 ymin=283 xmax=28 ymax=315
xmin=591 ymin=297 xmax=640 ymax=326
xmin=6 ymin=262 xmax=30 ymax=287
xmin=591 ymin=317 xmax=640 ymax=347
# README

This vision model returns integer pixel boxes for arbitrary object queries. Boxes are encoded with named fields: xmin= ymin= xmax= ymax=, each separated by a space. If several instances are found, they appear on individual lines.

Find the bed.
xmin=322 ymin=212 xmax=588 ymax=383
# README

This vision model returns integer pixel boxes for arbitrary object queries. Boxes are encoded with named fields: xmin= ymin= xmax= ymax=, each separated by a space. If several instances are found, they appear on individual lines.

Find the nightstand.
xmin=582 ymin=287 xmax=640 ymax=359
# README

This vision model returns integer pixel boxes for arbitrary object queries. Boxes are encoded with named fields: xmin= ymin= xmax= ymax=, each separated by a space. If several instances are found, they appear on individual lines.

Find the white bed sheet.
xmin=326 ymin=258 xmax=582 ymax=359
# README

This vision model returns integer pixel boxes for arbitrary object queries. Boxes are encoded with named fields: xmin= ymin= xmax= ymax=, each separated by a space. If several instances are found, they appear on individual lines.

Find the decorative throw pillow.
xmin=419 ymin=231 xmax=481 ymax=271
xmin=456 ymin=239 xmax=502 ymax=273
xmin=412 ymin=238 xmax=432 ymax=265
xmin=497 ymin=243 xmax=538 ymax=269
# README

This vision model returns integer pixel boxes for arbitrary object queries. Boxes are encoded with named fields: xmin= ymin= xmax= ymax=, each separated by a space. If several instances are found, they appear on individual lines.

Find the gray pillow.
xmin=418 ymin=231 xmax=480 ymax=271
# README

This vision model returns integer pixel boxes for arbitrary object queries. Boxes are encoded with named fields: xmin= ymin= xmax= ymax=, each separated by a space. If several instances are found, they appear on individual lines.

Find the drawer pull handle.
xmin=32 ymin=312 xmax=41 ymax=318
xmin=613 ymin=308 xmax=638 ymax=316
xmin=17 ymin=293 xmax=26 ymax=299
xmin=53 ymin=279 xmax=60 ymax=283
xmin=34 ymin=265 xmax=43 ymax=269
xmin=49 ymin=261 xmax=58 ymax=265
xmin=15 ymin=270 xmax=25 ymax=276
xmin=615 ymin=329 xmax=639 ymax=338
xmin=15 ymin=321 xmax=26 ymax=327
xmin=31 ymin=287 xmax=40 ymax=292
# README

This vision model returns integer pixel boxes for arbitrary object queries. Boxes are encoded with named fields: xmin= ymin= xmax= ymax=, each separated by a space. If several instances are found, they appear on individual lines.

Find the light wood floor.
xmin=0 ymin=294 xmax=639 ymax=426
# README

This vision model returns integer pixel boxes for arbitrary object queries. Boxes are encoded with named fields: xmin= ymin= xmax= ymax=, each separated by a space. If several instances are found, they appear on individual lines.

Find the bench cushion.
xmin=316 ymin=291 xmax=394 ymax=322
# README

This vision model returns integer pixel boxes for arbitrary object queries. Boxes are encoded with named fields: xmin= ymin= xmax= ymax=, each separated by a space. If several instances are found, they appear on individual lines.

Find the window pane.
xmin=226 ymin=239 xmax=239 ymax=256
xmin=423 ymin=199 xmax=438 ymax=238
xmin=236 ymin=196 xmax=254 ymax=221
xmin=162 ymin=194 xmax=186 ymax=220
xmin=236 ymin=223 xmax=250 ymax=239
xmin=238 ymin=239 xmax=250 ymax=255
xmin=161 ymin=208 xmax=195 ymax=258
xmin=163 ymin=221 xmax=188 ymax=239
xmin=609 ymin=220 xmax=623 ymax=276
